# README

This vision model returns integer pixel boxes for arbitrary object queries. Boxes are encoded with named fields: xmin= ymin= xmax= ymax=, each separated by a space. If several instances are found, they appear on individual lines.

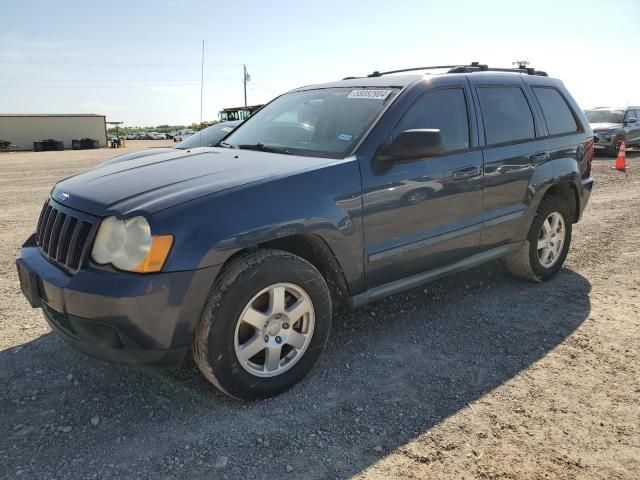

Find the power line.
xmin=0 ymin=78 xmax=237 ymax=83
xmin=0 ymin=81 xmax=243 ymax=89
xmin=248 ymin=81 xmax=279 ymax=95
xmin=0 ymin=59 xmax=245 ymax=67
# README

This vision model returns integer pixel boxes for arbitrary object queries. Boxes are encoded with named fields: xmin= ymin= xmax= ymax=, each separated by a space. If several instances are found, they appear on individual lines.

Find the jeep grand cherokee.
xmin=16 ymin=63 xmax=593 ymax=400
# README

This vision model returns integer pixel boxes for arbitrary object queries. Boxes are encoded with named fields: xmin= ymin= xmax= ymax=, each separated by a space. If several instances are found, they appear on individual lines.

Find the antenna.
xmin=200 ymin=40 xmax=205 ymax=129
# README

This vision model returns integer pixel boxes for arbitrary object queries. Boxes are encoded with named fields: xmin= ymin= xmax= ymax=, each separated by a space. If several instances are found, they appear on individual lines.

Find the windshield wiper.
xmin=237 ymin=143 xmax=293 ymax=155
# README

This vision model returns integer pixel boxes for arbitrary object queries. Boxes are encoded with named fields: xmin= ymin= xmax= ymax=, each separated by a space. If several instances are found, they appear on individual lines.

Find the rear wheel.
xmin=193 ymin=249 xmax=332 ymax=400
xmin=505 ymin=195 xmax=572 ymax=282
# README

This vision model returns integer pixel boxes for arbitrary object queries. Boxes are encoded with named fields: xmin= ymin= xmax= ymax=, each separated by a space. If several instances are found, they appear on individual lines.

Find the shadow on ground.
xmin=0 ymin=262 xmax=591 ymax=479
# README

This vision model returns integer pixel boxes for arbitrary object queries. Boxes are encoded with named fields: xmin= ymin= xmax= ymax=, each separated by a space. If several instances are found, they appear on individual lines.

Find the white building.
xmin=0 ymin=114 xmax=107 ymax=151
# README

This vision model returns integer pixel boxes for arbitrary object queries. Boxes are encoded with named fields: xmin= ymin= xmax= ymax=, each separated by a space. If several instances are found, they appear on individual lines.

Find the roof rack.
xmin=343 ymin=62 xmax=548 ymax=80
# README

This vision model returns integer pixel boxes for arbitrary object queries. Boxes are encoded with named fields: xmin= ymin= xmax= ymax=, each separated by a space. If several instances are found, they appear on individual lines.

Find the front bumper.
xmin=16 ymin=235 xmax=220 ymax=367
xmin=593 ymin=132 xmax=615 ymax=150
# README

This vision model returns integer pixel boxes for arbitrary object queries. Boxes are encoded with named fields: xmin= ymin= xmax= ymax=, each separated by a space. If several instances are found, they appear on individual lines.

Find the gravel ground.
xmin=1 ymin=142 xmax=639 ymax=479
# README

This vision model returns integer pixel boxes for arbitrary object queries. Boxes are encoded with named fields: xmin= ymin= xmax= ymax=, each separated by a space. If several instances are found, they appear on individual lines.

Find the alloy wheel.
xmin=234 ymin=283 xmax=315 ymax=377
xmin=537 ymin=211 xmax=566 ymax=268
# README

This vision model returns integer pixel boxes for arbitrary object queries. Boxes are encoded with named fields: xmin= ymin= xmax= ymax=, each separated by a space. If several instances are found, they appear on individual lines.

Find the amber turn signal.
xmin=132 ymin=235 xmax=174 ymax=273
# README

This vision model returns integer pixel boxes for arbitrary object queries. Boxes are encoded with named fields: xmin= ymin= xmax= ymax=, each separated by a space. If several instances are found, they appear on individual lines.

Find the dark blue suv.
xmin=16 ymin=63 xmax=594 ymax=400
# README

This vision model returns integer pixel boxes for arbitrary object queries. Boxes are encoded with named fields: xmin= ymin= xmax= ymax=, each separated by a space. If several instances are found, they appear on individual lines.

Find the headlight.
xmin=91 ymin=216 xmax=173 ymax=273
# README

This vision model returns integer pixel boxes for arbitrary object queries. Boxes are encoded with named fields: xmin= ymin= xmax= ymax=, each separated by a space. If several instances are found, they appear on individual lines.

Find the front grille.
xmin=35 ymin=199 xmax=97 ymax=273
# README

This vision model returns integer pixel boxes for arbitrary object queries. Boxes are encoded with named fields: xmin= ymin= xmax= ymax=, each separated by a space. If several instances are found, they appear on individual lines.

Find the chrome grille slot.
xmin=35 ymin=199 xmax=98 ymax=273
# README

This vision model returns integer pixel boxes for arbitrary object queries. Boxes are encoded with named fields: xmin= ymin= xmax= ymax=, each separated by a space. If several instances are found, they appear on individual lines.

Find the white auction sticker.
xmin=347 ymin=89 xmax=392 ymax=100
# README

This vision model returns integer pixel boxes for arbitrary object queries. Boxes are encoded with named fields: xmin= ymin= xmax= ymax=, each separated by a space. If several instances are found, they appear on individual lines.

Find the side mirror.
xmin=625 ymin=118 xmax=637 ymax=124
xmin=376 ymin=129 xmax=444 ymax=167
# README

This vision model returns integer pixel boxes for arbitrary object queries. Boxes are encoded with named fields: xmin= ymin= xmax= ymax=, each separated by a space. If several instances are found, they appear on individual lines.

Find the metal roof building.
xmin=0 ymin=114 xmax=107 ymax=151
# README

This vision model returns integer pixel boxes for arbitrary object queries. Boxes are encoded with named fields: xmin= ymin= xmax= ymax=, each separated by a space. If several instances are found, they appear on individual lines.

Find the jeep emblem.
xmin=57 ymin=192 xmax=70 ymax=202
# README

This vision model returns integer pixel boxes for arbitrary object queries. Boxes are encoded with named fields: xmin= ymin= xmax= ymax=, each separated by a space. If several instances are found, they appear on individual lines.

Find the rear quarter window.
xmin=477 ymin=86 xmax=536 ymax=145
xmin=532 ymin=87 xmax=578 ymax=136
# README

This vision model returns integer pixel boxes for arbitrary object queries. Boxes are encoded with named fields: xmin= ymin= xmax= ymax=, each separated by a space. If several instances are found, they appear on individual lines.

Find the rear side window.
xmin=477 ymin=86 xmax=535 ymax=145
xmin=394 ymin=88 xmax=470 ymax=153
xmin=532 ymin=87 xmax=578 ymax=135
xmin=624 ymin=109 xmax=638 ymax=122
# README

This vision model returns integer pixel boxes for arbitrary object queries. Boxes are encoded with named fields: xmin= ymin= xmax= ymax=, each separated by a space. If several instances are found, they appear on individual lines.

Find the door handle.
xmin=452 ymin=166 xmax=480 ymax=180
xmin=529 ymin=152 xmax=548 ymax=162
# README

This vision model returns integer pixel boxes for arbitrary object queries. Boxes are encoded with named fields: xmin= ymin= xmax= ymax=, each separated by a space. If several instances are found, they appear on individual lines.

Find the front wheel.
xmin=192 ymin=249 xmax=332 ymax=400
xmin=607 ymin=136 xmax=624 ymax=157
xmin=505 ymin=195 xmax=572 ymax=282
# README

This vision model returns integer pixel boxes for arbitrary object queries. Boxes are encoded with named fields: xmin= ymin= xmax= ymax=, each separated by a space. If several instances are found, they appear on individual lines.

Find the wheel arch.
xmin=516 ymin=178 xmax=580 ymax=241
xmin=214 ymin=233 xmax=351 ymax=309
xmin=543 ymin=182 xmax=579 ymax=223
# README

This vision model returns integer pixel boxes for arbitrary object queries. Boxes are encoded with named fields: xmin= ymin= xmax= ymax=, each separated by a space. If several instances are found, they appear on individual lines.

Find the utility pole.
xmin=243 ymin=64 xmax=248 ymax=107
xmin=199 ymin=40 xmax=205 ymax=128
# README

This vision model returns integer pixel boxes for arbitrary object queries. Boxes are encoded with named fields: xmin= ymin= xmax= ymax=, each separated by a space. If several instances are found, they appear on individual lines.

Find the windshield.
xmin=175 ymin=123 xmax=238 ymax=149
xmin=586 ymin=110 xmax=624 ymax=124
xmin=220 ymin=87 xmax=398 ymax=158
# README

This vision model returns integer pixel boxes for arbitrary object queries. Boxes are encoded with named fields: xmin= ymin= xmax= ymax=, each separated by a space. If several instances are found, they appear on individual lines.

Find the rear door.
xmin=469 ymin=77 xmax=550 ymax=249
xmin=361 ymin=78 xmax=484 ymax=287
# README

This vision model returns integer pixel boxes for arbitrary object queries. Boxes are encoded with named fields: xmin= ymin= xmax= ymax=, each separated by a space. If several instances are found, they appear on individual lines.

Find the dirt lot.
xmin=1 ymin=142 xmax=639 ymax=480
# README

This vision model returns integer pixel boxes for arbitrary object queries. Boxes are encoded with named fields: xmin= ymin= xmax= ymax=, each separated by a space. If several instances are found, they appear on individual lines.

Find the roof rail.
xmin=343 ymin=62 xmax=548 ymax=80
xmin=366 ymin=65 xmax=463 ymax=77
xmin=447 ymin=62 xmax=548 ymax=76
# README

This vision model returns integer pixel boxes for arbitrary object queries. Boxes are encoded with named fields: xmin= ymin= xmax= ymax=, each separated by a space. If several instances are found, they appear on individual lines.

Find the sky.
xmin=1 ymin=0 xmax=639 ymax=127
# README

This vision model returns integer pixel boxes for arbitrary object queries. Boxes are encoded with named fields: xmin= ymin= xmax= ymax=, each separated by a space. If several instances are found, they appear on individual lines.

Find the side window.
xmin=477 ymin=86 xmax=535 ymax=145
xmin=532 ymin=87 xmax=578 ymax=135
xmin=624 ymin=109 xmax=637 ymax=122
xmin=395 ymin=88 xmax=470 ymax=153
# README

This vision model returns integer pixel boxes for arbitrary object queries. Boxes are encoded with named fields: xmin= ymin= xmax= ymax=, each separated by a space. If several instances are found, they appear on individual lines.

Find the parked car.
xmin=173 ymin=129 xmax=196 ymax=142
xmin=174 ymin=121 xmax=239 ymax=149
xmin=149 ymin=132 xmax=167 ymax=140
xmin=125 ymin=134 xmax=138 ymax=140
xmin=99 ymin=122 xmax=240 ymax=167
xmin=16 ymin=63 xmax=593 ymax=401
xmin=586 ymin=106 xmax=640 ymax=156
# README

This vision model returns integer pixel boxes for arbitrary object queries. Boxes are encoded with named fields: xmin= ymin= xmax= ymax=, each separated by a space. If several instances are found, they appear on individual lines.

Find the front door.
xmin=361 ymin=82 xmax=484 ymax=288
xmin=624 ymin=109 xmax=640 ymax=145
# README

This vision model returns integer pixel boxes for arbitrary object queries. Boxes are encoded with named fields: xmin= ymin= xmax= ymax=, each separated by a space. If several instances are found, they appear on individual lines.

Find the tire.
xmin=505 ymin=195 xmax=572 ymax=282
xmin=192 ymin=249 xmax=332 ymax=400
xmin=607 ymin=136 xmax=624 ymax=157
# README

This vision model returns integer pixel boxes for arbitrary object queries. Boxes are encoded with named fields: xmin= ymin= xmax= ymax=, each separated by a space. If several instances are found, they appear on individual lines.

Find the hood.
xmin=52 ymin=147 xmax=335 ymax=216
xmin=590 ymin=122 xmax=621 ymax=132
xmin=100 ymin=147 xmax=175 ymax=165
